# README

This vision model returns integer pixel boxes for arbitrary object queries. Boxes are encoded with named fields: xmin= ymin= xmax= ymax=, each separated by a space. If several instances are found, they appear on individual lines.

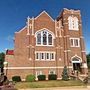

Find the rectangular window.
xmin=41 ymin=53 xmax=45 ymax=60
xmin=35 ymin=52 xmax=55 ymax=61
xmin=36 ymin=71 xmax=43 ymax=78
xmin=36 ymin=53 xmax=39 ymax=60
xmin=70 ymin=39 xmax=74 ymax=46
xmin=50 ymin=53 xmax=55 ymax=60
xmin=49 ymin=70 xmax=55 ymax=74
xmin=74 ymin=39 xmax=79 ymax=47
xmin=46 ymin=53 xmax=50 ymax=60
xmin=70 ymin=38 xmax=80 ymax=47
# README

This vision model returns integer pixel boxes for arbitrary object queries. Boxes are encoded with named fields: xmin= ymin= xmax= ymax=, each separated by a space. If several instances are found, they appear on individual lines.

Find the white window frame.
xmin=36 ymin=71 xmax=43 ymax=80
xmin=46 ymin=53 xmax=50 ymax=60
xmin=49 ymin=70 xmax=56 ymax=74
xmin=50 ymin=53 xmax=55 ymax=60
xmin=68 ymin=16 xmax=79 ymax=31
xmin=37 ymin=32 xmax=41 ymax=45
xmin=35 ymin=29 xmax=55 ymax=46
xmin=36 ymin=71 xmax=42 ymax=76
xmin=40 ymin=53 xmax=45 ymax=60
xmin=70 ymin=38 xmax=80 ymax=47
xmin=73 ymin=17 xmax=79 ymax=30
xmin=35 ymin=51 xmax=55 ymax=61
xmin=35 ymin=53 xmax=40 ymax=61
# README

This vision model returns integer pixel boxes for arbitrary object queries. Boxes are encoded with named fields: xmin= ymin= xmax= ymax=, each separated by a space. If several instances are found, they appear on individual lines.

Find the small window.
xmin=43 ymin=33 xmax=47 ymax=45
xmin=49 ymin=70 xmax=55 ymax=74
xmin=75 ymin=39 xmax=79 ymax=46
xmin=36 ymin=53 xmax=39 ymax=60
xmin=37 ymin=33 xmax=41 ymax=44
xmin=36 ymin=71 xmax=42 ymax=76
xmin=41 ymin=53 xmax=44 ymax=60
xmin=70 ymin=38 xmax=80 ymax=47
xmin=35 ymin=52 xmax=55 ymax=61
xmin=70 ymin=39 xmax=73 ymax=46
xmin=46 ymin=53 xmax=49 ymax=60
xmin=50 ymin=53 xmax=54 ymax=60
xmin=48 ymin=34 xmax=52 ymax=45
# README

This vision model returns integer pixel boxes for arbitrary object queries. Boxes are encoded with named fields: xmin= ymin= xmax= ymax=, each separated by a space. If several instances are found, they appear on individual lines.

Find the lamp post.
xmin=4 ymin=62 xmax=8 ymax=76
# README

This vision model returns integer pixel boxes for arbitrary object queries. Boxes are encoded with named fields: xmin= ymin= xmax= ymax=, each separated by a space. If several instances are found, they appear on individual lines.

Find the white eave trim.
xmin=35 ymin=11 xmax=54 ymax=22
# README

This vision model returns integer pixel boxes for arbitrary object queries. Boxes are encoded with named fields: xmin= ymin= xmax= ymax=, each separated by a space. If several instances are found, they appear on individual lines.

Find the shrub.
xmin=3 ymin=76 xmax=9 ymax=85
xmin=26 ymin=75 xmax=35 ymax=82
xmin=38 ymin=75 xmax=46 ymax=81
xmin=48 ymin=74 xmax=57 ymax=80
xmin=12 ymin=76 xmax=21 ymax=82
xmin=83 ymin=77 xmax=88 ymax=84
xmin=0 ymin=75 xmax=9 ymax=86
xmin=62 ymin=66 xmax=69 ymax=81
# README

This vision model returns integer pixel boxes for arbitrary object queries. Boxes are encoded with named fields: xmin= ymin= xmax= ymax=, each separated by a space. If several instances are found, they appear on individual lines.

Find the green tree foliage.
xmin=0 ymin=52 xmax=5 ymax=74
xmin=0 ymin=52 xmax=5 ymax=62
xmin=87 ymin=53 xmax=90 ymax=68
xmin=62 ymin=66 xmax=69 ymax=81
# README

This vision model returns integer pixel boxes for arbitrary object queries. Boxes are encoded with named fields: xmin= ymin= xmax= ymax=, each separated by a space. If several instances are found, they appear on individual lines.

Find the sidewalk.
xmin=18 ymin=86 xmax=90 ymax=90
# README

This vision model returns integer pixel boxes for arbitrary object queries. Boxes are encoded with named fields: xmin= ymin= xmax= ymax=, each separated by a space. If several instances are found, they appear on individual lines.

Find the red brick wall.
xmin=5 ymin=9 xmax=88 ymax=80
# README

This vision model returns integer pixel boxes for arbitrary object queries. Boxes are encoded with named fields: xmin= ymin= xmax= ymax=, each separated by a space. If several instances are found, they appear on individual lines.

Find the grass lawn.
xmin=15 ymin=80 xmax=86 ymax=89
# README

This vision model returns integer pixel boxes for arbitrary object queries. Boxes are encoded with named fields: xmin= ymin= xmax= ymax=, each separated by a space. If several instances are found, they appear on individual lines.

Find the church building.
xmin=5 ymin=8 xmax=88 ymax=80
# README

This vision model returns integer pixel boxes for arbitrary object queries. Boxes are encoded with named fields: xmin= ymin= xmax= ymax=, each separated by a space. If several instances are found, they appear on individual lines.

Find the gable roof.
xmin=15 ymin=26 xmax=27 ymax=33
xmin=35 ymin=11 xmax=54 ymax=22
xmin=6 ymin=50 xmax=14 ymax=55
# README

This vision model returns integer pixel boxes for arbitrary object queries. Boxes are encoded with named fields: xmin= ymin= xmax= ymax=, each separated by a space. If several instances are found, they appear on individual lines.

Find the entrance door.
xmin=73 ymin=63 xmax=81 ymax=71
xmin=72 ymin=57 xmax=81 ymax=72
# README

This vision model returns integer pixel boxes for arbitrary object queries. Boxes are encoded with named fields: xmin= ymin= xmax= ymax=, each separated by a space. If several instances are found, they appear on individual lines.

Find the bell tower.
xmin=58 ymin=8 xmax=87 ymax=74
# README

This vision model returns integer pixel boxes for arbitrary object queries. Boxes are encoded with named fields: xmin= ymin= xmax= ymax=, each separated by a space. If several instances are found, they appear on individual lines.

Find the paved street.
xmin=19 ymin=86 xmax=90 ymax=90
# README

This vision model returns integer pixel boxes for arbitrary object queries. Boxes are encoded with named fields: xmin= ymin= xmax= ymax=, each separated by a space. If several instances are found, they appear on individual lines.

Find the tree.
xmin=87 ymin=53 xmax=90 ymax=69
xmin=62 ymin=66 xmax=69 ymax=81
xmin=0 ymin=52 xmax=5 ymax=74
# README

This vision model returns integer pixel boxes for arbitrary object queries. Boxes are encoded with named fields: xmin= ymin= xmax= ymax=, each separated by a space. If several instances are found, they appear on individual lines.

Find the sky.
xmin=0 ymin=0 xmax=90 ymax=54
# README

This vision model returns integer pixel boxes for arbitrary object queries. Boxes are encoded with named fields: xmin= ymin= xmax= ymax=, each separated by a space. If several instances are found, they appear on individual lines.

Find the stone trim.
xmin=4 ymin=66 xmax=73 ymax=70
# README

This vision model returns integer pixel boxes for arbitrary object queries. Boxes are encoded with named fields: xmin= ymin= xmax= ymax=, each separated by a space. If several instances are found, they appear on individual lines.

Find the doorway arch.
xmin=71 ymin=56 xmax=82 ymax=71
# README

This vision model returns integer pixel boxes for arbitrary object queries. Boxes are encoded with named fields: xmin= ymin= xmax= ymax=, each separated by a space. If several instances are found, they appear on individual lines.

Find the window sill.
xmin=70 ymin=46 xmax=80 ymax=47
xmin=69 ymin=29 xmax=79 ymax=31
xmin=35 ymin=60 xmax=55 ymax=61
xmin=36 ymin=45 xmax=54 ymax=47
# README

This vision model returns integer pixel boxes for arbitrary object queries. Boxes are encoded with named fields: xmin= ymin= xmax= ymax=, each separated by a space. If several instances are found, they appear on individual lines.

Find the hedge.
xmin=12 ymin=76 xmax=21 ymax=82
xmin=48 ymin=74 xmax=57 ymax=80
xmin=25 ymin=74 xmax=35 ymax=82
xmin=38 ymin=75 xmax=46 ymax=81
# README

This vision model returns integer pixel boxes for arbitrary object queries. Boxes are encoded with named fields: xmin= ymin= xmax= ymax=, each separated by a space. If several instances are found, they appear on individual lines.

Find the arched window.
xmin=68 ymin=16 xmax=73 ymax=30
xmin=36 ymin=30 xmax=54 ymax=46
xmin=43 ymin=31 xmax=47 ymax=45
xmin=48 ymin=34 xmax=52 ymax=45
xmin=68 ymin=16 xmax=79 ymax=30
xmin=73 ymin=17 xmax=79 ymax=30
xmin=37 ymin=33 xmax=41 ymax=44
